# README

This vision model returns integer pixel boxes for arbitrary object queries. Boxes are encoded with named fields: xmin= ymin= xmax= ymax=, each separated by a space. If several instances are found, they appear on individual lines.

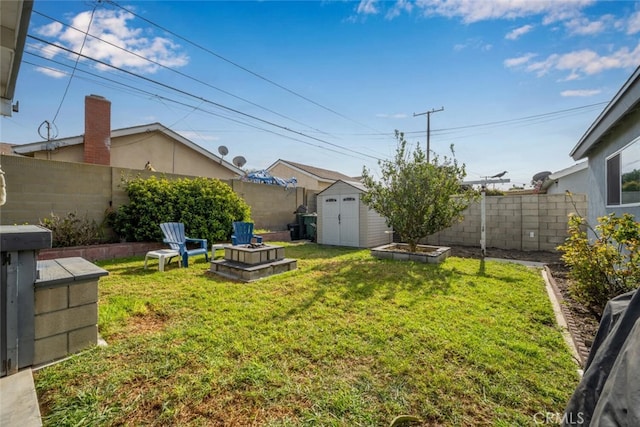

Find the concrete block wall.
xmin=426 ymin=193 xmax=587 ymax=252
xmin=33 ymin=279 xmax=98 ymax=366
xmin=0 ymin=155 xmax=305 ymax=233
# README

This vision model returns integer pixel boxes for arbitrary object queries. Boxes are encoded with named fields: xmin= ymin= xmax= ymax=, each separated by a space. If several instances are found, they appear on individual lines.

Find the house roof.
xmin=570 ymin=66 xmax=640 ymax=160
xmin=267 ymin=159 xmax=356 ymax=183
xmin=1 ymin=0 xmax=32 ymax=116
xmin=12 ymin=122 xmax=245 ymax=175
xmin=540 ymin=161 xmax=587 ymax=191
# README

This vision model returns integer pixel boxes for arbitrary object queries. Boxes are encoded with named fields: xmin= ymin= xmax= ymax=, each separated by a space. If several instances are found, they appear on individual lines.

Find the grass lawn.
xmin=34 ymin=243 xmax=579 ymax=426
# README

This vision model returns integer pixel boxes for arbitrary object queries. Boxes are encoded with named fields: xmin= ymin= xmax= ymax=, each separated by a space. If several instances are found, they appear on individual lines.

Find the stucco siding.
xmin=269 ymin=163 xmax=320 ymax=191
xmin=546 ymin=169 xmax=588 ymax=195
xmin=33 ymin=144 xmax=83 ymax=162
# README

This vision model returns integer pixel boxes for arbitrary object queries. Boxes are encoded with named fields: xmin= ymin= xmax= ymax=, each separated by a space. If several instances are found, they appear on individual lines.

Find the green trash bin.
xmin=302 ymin=214 xmax=317 ymax=242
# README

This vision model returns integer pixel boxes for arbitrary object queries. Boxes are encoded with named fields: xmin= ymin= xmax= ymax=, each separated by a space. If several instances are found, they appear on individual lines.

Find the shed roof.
xmin=318 ymin=179 xmax=368 ymax=195
xmin=570 ymin=66 xmax=640 ymax=160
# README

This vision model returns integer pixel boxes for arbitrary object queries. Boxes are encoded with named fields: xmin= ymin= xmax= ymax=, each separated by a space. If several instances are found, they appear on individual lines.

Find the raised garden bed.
xmin=371 ymin=243 xmax=451 ymax=264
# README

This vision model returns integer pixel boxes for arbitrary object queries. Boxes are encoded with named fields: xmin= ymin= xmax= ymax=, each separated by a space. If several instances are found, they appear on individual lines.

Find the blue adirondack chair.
xmin=159 ymin=222 xmax=208 ymax=267
xmin=231 ymin=221 xmax=263 ymax=245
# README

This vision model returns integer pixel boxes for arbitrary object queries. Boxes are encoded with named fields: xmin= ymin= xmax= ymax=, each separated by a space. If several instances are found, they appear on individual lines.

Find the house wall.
xmin=0 ymin=155 xmax=304 ymax=232
xmin=584 ymin=107 xmax=640 ymax=226
xmin=424 ymin=193 xmax=587 ymax=252
xmin=546 ymin=168 xmax=588 ymax=195
xmin=268 ymin=163 xmax=321 ymax=191
xmin=24 ymin=132 xmax=238 ymax=180
xmin=33 ymin=144 xmax=83 ymax=162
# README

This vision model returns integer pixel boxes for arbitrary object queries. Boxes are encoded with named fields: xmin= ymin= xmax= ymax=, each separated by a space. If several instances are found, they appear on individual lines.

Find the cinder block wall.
xmin=33 ymin=279 xmax=99 ymax=366
xmin=425 ymin=193 xmax=587 ymax=252
xmin=0 ymin=156 xmax=305 ymax=231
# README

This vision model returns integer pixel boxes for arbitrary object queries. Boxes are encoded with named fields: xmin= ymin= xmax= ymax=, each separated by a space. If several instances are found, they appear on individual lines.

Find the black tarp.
xmin=563 ymin=289 xmax=640 ymax=426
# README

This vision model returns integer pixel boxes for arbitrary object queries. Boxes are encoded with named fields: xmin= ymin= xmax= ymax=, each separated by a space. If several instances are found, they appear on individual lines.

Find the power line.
xmin=51 ymin=3 xmax=97 ymax=124
xmin=24 ymin=39 xmax=382 ymax=161
xmin=31 ymin=9 xmax=338 ymax=140
xmin=104 ymin=0 xmax=383 ymax=134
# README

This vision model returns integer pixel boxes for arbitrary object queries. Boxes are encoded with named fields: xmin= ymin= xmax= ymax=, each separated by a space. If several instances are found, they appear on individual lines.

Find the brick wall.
xmin=83 ymin=95 xmax=111 ymax=165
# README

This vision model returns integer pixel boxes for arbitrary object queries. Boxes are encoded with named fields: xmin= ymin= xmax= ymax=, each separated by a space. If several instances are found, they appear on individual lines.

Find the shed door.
xmin=321 ymin=194 xmax=359 ymax=247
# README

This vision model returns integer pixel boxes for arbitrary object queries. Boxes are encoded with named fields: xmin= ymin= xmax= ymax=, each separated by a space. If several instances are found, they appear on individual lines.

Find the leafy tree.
xmin=361 ymin=130 xmax=475 ymax=252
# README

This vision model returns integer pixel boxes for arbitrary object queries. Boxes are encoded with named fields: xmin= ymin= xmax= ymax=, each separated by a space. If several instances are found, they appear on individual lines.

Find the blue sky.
xmin=3 ymin=0 xmax=640 ymax=189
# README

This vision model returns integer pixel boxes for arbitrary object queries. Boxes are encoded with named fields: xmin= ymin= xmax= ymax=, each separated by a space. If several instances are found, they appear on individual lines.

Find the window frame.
xmin=606 ymin=136 xmax=640 ymax=208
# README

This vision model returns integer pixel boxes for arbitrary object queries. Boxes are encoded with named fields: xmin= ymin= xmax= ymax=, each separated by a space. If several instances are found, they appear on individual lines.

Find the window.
xmin=607 ymin=137 xmax=640 ymax=206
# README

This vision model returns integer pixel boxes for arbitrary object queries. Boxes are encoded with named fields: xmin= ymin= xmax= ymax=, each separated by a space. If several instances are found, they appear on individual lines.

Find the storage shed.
xmin=317 ymin=180 xmax=392 ymax=248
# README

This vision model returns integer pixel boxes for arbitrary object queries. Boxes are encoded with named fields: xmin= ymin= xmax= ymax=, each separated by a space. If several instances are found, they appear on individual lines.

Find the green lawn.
xmin=34 ymin=243 xmax=579 ymax=426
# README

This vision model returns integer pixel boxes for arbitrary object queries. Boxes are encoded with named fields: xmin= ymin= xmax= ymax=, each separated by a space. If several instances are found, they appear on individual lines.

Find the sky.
xmin=2 ymin=0 xmax=640 ymax=189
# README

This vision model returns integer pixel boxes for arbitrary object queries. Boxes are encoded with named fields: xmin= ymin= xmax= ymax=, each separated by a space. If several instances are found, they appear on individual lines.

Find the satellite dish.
xmin=218 ymin=145 xmax=228 ymax=156
xmin=232 ymin=156 xmax=246 ymax=168
xmin=532 ymin=171 xmax=552 ymax=183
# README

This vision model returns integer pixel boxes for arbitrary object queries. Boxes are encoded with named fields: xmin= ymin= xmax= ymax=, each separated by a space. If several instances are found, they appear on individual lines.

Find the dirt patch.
xmin=448 ymin=245 xmax=599 ymax=366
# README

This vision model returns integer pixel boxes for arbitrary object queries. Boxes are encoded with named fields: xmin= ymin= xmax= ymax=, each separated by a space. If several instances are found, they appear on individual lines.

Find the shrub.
xmin=558 ymin=212 xmax=640 ymax=318
xmin=112 ymin=175 xmax=251 ymax=244
xmin=40 ymin=211 xmax=107 ymax=247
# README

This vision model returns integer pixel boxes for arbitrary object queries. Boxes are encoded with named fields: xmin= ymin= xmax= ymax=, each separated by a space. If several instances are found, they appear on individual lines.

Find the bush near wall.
xmin=112 ymin=176 xmax=251 ymax=244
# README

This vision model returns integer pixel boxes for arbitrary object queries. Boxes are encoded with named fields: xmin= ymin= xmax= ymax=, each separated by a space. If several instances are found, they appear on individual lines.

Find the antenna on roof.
xmin=233 ymin=156 xmax=247 ymax=169
xmin=218 ymin=145 xmax=228 ymax=164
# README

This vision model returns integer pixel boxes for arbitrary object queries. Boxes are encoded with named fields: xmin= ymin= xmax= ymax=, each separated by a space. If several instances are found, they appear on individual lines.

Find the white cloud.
xmin=357 ymin=0 xmax=379 ymax=15
xmin=35 ymin=21 xmax=63 ymax=37
xmin=386 ymin=0 xmax=413 ymax=20
xmin=454 ymin=37 xmax=492 ymax=52
xmin=35 ymin=66 xmax=67 ymax=78
xmin=524 ymin=43 xmax=640 ymax=78
xmin=33 ymin=9 xmax=189 ymax=75
xmin=414 ymin=0 xmax=594 ymax=24
xmin=560 ymin=89 xmax=601 ymax=97
xmin=627 ymin=10 xmax=640 ymax=34
xmin=505 ymin=24 xmax=534 ymax=40
xmin=504 ymin=53 xmax=537 ymax=68
xmin=564 ymin=15 xmax=614 ymax=36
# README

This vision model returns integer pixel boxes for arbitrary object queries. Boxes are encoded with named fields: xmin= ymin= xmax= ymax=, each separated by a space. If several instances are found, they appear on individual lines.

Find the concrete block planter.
xmin=371 ymin=243 xmax=451 ymax=264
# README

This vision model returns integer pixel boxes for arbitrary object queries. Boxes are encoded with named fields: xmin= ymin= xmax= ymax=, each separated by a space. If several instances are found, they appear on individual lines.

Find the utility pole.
xmin=413 ymin=106 xmax=444 ymax=163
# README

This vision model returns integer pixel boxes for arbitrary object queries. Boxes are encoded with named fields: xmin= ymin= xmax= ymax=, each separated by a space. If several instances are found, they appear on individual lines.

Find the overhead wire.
xmin=22 ymin=52 xmax=374 ymax=162
xmin=31 ymin=9 xmax=338 ymax=140
xmin=51 ymin=3 xmax=98 ymax=124
xmin=104 ymin=0 xmax=384 ymax=134
xmin=27 ymin=34 xmax=383 ymax=161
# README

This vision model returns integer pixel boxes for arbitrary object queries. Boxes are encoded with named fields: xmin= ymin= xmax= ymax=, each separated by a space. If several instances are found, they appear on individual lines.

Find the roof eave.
xmin=570 ymin=66 xmax=640 ymax=160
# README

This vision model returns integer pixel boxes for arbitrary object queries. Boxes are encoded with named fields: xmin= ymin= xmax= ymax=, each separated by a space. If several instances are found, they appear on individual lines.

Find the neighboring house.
xmin=12 ymin=95 xmax=243 ymax=179
xmin=0 ymin=143 xmax=17 ymax=156
xmin=266 ymin=159 xmax=357 ymax=192
xmin=570 ymin=66 xmax=640 ymax=226
xmin=541 ymin=161 xmax=588 ymax=195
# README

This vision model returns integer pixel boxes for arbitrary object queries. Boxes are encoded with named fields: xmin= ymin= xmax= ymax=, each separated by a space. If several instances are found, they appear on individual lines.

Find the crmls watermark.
xmin=533 ymin=411 xmax=585 ymax=425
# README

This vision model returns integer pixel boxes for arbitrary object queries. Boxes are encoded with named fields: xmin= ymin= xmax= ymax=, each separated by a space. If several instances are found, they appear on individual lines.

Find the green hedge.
xmin=111 ymin=176 xmax=251 ymax=244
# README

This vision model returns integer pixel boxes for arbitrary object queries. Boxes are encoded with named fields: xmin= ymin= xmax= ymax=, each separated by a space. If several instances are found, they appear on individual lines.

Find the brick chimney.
xmin=84 ymin=95 xmax=111 ymax=165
